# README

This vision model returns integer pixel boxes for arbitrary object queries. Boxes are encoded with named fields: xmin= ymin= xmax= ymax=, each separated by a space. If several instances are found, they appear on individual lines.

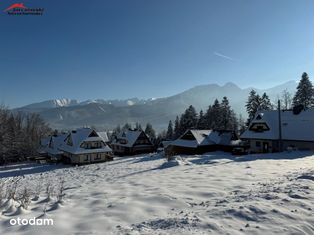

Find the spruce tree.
xmin=166 ymin=120 xmax=173 ymax=140
xmin=179 ymin=105 xmax=198 ymax=133
xmin=174 ymin=116 xmax=180 ymax=138
xmin=197 ymin=110 xmax=207 ymax=129
xmin=144 ymin=123 xmax=156 ymax=140
xmin=293 ymin=72 xmax=314 ymax=109
xmin=246 ymin=89 xmax=261 ymax=123
xmin=259 ymin=92 xmax=273 ymax=110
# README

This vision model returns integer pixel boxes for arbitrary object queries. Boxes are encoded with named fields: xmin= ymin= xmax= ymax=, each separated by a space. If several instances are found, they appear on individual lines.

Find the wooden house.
xmin=241 ymin=108 xmax=314 ymax=153
xmin=59 ymin=128 xmax=113 ymax=164
xmin=165 ymin=129 xmax=239 ymax=156
xmin=111 ymin=130 xmax=155 ymax=155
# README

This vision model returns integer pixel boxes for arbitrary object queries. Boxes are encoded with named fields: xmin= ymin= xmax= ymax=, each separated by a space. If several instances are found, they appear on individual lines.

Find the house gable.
xmin=134 ymin=131 xmax=153 ymax=146
xmin=88 ymin=130 xmax=99 ymax=137
xmin=180 ymin=130 xmax=197 ymax=141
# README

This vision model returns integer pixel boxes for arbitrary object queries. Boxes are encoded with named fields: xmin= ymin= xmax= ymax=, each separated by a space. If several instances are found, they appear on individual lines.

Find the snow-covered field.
xmin=1 ymin=151 xmax=314 ymax=235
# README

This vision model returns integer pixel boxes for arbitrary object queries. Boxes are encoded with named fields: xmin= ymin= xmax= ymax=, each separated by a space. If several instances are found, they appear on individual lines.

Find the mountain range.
xmin=14 ymin=81 xmax=297 ymax=131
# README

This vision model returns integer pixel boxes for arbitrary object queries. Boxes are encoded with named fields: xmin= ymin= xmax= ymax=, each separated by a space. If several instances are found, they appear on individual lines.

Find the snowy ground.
xmin=1 ymin=151 xmax=314 ymax=235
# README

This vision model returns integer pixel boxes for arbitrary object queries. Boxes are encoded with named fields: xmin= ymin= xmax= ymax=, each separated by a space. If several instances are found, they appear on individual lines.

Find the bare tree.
xmin=281 ymin=89 xmax=293 ymax=110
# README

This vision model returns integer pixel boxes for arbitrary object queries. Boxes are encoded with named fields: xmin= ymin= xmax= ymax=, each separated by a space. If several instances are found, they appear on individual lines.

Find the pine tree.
xmin=122 ymin=123 xmax=131 ymax=131
xmin=135 ymin=122 xmax=142 ymax=130
xmin=179 ymin=105 xmax=198 ymax=133
xmin=197 ymin=110 xmax=206 ymax=129
xmin=174 ymin=116 xmax=180 ymax=138
xmin=144 ymin=123 xmax=156 ymax=140
xmin=220 ymin=97 xmax=237 ymax=130
xmin=166 ymin=120 xmax=173 ymax=140
xmin=246 ymin=89 xmax=261 ymax=124
xmin=259 ymin=92 xmax=273 ymax=110
xmin=293 ymin=72 xmax=314 ymax=109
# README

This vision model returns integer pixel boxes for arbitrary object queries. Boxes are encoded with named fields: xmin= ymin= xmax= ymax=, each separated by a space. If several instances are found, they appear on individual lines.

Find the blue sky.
xmin=1 ymin=0 xmax=314 ymax=107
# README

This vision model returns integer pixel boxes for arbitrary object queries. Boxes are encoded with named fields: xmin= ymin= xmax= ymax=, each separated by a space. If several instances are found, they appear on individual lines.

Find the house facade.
xmin=59 ymin=128 xmax=113 ymax=164
xmin=241 ymin=108 xmax=314 ymax=153
xmin=111 ymin=130 xmax=155 ymax=155
xmin=165 ymin=129 xmax=239 ymax=156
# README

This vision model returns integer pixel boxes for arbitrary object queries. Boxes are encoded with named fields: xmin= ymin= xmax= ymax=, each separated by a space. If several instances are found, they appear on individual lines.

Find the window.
xmin=66 ymin=136 xmax=73 ymax=146
xmin=119 ymin=139 xmax=127 ymax=144
xmin=94 ymin=154 xmax=101 ymax=160
xmin=256 ymin=141 xmax=261 ymax=147
xmin=249 ymin=123 xmax=270 ymax=132
xmin=84 ymin=155 xmax=89 ymax=161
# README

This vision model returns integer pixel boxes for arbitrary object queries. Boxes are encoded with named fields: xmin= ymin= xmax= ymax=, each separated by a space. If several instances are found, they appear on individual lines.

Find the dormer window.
xmin=249 ymin=122 xmax=270 ymax=132
xmin=66 ymin=136 xmax=73 ymax=146
xmin=256 ymin=113 xmax=264 ymax=120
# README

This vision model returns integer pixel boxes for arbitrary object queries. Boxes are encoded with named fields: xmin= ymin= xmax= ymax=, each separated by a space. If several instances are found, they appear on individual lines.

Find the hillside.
xmin=1 ymin=151 xmax=314 ymax=234
xmin=14 ymin=81 xmax=297 ymax=130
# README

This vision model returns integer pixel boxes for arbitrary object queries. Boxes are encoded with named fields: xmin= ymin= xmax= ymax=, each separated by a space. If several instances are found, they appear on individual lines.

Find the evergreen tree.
xmin=210 ymin=99 xmax=222 ymax=129
xmin=220 ymin=97 xmax=237 ymax=130
xmin=245 ymin=89 xmax=261 ymax=124
xmin=122 ymin=123 xmax=131 ymax=131
xmin=259 ymin=92 xmax=273 ymax=110
xmin=174 ymin=116 xmax=180 ymax=138
xmin=179 ymin=105 xmax=198 ymax=134
xmin=166 ymin=120 xmax=173 ymax=140
xmin=144 ymin=123 xmax=156 ymax=140
xmin=135 ymin=122 xmax=142 ymax=130
xmin=197 ymin=110 xmax=207 ymax=129
xmin=293 ymin=72 xmax=314 ymax=109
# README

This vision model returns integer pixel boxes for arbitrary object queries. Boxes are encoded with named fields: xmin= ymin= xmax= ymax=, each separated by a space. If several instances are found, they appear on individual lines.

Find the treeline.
xmin=0 ymin=106 xmax=51 ymax=163
xmin=245 ymin=72 xmax=314 ymax=124
xmin=165 ymin=96 xmax=238 ymax=140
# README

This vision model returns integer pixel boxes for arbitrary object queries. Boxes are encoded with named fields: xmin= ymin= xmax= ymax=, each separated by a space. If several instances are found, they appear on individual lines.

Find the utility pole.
xmin=278 ymin=100 xmax=283 ymax=152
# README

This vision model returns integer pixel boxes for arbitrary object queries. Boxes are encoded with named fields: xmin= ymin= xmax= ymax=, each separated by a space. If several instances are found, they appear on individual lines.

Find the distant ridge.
xmin=14 ymin=81 xmax=297 ymax=130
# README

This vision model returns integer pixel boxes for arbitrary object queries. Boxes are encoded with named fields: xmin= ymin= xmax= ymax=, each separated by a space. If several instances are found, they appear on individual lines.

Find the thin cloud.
xmin=213 ymin=52 xmax=235 ymax=61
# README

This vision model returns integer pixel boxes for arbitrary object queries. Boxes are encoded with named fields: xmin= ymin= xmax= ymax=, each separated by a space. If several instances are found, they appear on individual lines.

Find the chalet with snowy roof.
xmin=165 ymin=129 xmax=239 ymax=156
xmin=59 ymin=128 xmax=113 ymax=164
xmin=111 ymin=129 xmax=155 ymax=155
xmin=241 ymin=107 xmax=314 ymax=153
xmin=45 ymin=133 xmax=68 ymax=162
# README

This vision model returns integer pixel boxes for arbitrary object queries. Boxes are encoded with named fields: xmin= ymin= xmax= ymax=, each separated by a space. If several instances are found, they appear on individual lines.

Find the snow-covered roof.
xmin=97 ymin=131 xmax=109 ymax=142
xmin=46 ymin=134 xmax=68 ymax=155
xmin=111 ymin=130 xmax=152 ymax=147
xmin=59 ymin=128 xmax=112 ymax=154
xmin=170 ymin=129 xmax=236 ymax=148
xmin=241 ymin=108 xmax=314 ymax=141
xmin=40 ymin=137 xmax=50 ymax=147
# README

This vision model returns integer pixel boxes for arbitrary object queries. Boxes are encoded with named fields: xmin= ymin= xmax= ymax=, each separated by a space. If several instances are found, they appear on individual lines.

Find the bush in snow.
xmin=0 ymin=179 xmax=7 ymax=203
xmin=45 ymin=181 xmax=54 ymax=201
xmin=7 ymin=176 xmax=21 ymax=200
xmin=56 ymin=177 xmax=65 ymax=203
xmin=18 ymin=187 xmax=31 ymax=209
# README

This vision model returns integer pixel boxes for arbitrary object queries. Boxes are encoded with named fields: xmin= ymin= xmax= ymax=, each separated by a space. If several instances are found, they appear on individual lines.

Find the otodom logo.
xmin=4 ymin=2 xmax=44 ymax=15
